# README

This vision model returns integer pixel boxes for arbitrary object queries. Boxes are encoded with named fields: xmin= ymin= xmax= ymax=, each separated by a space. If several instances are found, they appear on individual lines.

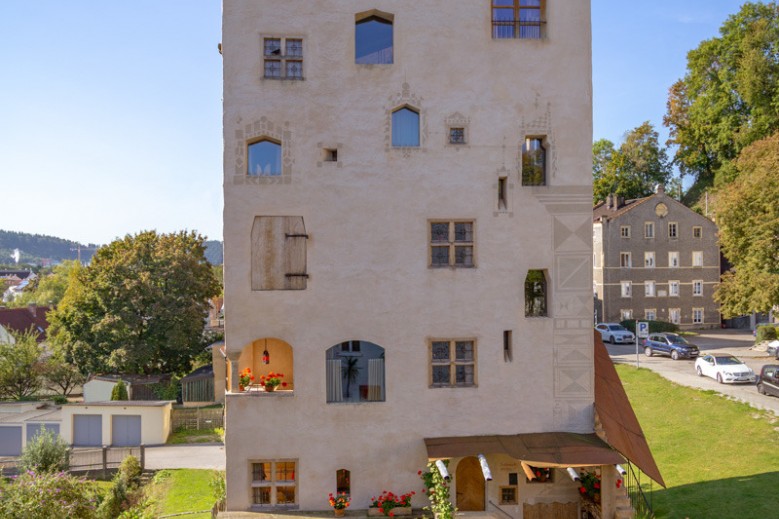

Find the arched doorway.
xmin=455 ymin=456 xmax=485 ymax=511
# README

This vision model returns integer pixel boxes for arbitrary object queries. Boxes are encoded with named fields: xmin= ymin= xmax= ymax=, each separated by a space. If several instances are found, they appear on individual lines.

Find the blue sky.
xmin=0 ymin=1 xmax=748 ymax=245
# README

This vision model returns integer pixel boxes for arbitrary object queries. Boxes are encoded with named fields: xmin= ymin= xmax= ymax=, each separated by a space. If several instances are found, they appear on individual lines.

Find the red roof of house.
xmin=0 ymin=306 xmax=51 ymax=342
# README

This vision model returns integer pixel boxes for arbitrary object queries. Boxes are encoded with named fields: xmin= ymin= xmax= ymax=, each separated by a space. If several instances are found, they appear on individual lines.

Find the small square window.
xmin=500 ymin=486 xmax=517 ymax=505
xmin=263 ymin=37 xmax=304 ymax=80
xmin=430 ymin=221 xmax=475 ymax=268
xmin=644 ymin=222 xmax=655 ymax=238
xmin=693 ymin=226 xmax=702 ymax=238
xmin=449 ymin=127 xmax=466 ymax=144
xmin=620 ymin=225 xmax=630 ymax=238
xmin=324 ymin=148 xmax=338 ymax=162
xmin=645 ymin=309 xmax=656 ymax=320
xmin=430 ymin=339 xmax=476 ymax=388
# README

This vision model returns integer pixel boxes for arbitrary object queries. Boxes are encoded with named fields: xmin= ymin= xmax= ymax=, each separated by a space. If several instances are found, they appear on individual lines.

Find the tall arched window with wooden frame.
xmin=492 ymin=0 xmax=545 ymax=39
xmin=525 ymin=270 xmax=547 ymax=317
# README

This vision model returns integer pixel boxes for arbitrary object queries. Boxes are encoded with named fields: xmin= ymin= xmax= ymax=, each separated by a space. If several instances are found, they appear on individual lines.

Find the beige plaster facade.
xmin=60 ymin=402 xmax=172 ymax=446
xmin=222 ymin=0 xmax=606 ymax=515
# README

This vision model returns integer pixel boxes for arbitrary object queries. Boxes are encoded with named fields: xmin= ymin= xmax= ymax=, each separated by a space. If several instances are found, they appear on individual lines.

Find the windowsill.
xmin=228 ymin=389 xmax=295 ymax=397
xmin=262 ymin=76 xmax=305 ymax=81
xmin=251 ymin=505 xmax=299 ymax=511
xmin=429 ymin=265 xmax=476 ymax=269
xmin=429 ymin=385 xmax=477 ymax=389
xmin=247 ymin=173 xmax=283 ymax=178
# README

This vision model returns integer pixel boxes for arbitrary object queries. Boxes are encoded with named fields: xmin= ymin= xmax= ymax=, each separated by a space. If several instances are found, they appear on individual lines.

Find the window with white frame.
xmin=669 ymin=280 xmax=680 ymax=297
xmin=669 ymin=308 xmax=681 ymax=324
xmin=693 ymin=226 xmax=702 ymax=238
xmin=668 ymin=251 xmax=679 ymax=268
xmin=251 ymin=460 xmax=297 ymax=506
xmin=692 ymin=251 xmax=703 ymax=267
xmin=644 ymin=222 xmax=654 ymax=238
xmin=645 ymin=309 xmax=656 ymax=321
xmin=644 ymin=251 xmax=655 ymax=268
xmin=621 ymin=281 xmax=632 ymax=298
xmin=668 ymin=222 xmax=678 ymax=239
xmin=620 ymin=309 xmax=633 ymax=321
xmin=430 ymin=221 xmax=474 ymax=268
xmin=430 ymin=339 xmax=476 ymax=388
xmin=645 ymin=280 xmax=656 ymax=297
xmin=620 ymin=252 xmax=632 ymax=268
xmin=692 ymin=308 xmax=704 ymax=324
xmin=263 ymin=38 xmax=304 ymax=80
xmin=693 ymin=280 xmax=703 ymax=296
xmin=620 ymin=225 xmax=631 ymax=238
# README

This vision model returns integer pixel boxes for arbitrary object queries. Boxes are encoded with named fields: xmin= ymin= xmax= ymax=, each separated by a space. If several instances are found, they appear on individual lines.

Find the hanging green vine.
xmin=419 ymin=461 xmax=455 ymax=519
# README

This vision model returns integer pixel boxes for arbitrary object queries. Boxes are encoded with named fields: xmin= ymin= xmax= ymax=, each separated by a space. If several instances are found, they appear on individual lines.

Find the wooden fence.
xmin=171 ymin=407 xmax=224 ymax=431
xmin=0 ymin=445 xmax=144 ymax=479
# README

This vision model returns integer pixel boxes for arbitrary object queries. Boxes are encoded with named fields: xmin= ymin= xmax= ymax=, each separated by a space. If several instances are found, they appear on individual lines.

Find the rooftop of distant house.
xmin=0 ymin=305 xmax=50 ymax=342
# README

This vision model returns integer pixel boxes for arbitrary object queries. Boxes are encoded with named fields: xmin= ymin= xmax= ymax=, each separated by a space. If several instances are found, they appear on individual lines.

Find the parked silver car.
xmin=595 ymin=323 xmax=635 ymax=344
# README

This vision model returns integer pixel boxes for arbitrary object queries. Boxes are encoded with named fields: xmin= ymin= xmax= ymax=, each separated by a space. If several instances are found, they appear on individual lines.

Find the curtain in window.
xmin=367 ymin=358 xmax=384 ymax=401
xmin=326 ymin=359 xmax=343 ymax=402
xmin=392 ymin=108 xmax=420 ymax=147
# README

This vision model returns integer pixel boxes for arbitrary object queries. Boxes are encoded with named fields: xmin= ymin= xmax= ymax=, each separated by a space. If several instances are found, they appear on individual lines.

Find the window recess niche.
xmin=445 ymin=112 xmax=470 ymax=148
xmin=385 ymin=83 xmax=426 ymax=154
xmin=494 ymin=166 xmax=512 ymax=215
xmin=234 ymin=117 xmax=293 ymax=185
xmin=317 ymin=142 xmax=342 ymax=167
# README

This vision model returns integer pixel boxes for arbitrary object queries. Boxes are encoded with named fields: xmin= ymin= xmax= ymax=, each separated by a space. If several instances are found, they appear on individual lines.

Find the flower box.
xmin=368 ymin=507 xmax=412 ymax=516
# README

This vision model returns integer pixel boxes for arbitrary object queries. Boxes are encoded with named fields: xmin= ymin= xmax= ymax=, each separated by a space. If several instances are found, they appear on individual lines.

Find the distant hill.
xmin=0 ymin=230 xmax=223 ymax=266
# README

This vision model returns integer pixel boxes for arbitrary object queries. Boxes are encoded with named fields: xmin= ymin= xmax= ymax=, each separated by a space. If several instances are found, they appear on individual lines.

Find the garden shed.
xmin=181 ymin=364 xmax=215 ymax=406
xmin=60 ymin=401 xmax=173 ymax=447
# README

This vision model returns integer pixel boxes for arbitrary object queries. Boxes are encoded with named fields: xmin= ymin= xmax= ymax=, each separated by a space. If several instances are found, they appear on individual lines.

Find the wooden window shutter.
xmin=251 ymin=216 xmax=308 ymax=290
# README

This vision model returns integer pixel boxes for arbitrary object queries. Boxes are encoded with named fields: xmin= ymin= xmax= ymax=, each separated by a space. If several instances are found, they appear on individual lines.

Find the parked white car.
xmin=595 ymin=323 xmax=635 ymax=344
xmin=695 ymin=354 xmax=756 ymax=384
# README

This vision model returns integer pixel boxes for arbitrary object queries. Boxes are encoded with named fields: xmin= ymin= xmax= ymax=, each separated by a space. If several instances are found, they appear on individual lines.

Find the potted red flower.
xmin=259 ymin=371 xmax=288 ymax=392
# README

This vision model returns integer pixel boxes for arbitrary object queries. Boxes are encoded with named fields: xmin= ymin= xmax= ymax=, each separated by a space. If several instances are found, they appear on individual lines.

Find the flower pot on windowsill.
xmin=334 ymin=508 xmax=345 ymax=517
xmin=265 ymin=385 xmax=276 ymax=392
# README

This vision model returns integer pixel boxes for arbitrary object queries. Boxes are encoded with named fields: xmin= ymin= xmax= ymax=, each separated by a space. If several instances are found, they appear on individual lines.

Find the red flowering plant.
xmin=578 ymin=471 xmax=601 ymax=500
xmin=370 ymin=490 xmax=415 ymax=516
xmin=239 ymin=368 xmax=254 ymax=388
xmin=328 ymin=492 xmax=351 ymax=510
xmin=259 ymin=371 xmax=288 ymax=390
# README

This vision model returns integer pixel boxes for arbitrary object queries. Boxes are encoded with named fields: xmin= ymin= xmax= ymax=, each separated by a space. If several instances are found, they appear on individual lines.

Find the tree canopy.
xmin=664 ymin=2 xmax=779 ymax=192
xmin=9 ymin=260 xmax=81 ymax=308
xmin=714 ymin=133 xmax=779 ymax=317
xmin=49 ymin=230 xmax=220 ymax=376
xmin=0 ymin=330 xmax=45 ymax=400
xmin=593 ymin=122 xmax=674 ymax=204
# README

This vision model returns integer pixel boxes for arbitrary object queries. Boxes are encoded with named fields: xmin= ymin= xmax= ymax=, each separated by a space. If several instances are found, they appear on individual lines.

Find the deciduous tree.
xmin=0 ymin=330 xmax=45 ymax=400
xmin=49 ymin=231 xmax=220 ymax=376
xmin=664 ymin=2 xmax=779 ymax=192
xmin=714 ymin=133 xmax=779 ymax=316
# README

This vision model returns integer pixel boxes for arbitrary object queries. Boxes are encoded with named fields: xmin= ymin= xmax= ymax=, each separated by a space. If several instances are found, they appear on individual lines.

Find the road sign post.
xmin=636 ymin=321 xmax=649 ymax=367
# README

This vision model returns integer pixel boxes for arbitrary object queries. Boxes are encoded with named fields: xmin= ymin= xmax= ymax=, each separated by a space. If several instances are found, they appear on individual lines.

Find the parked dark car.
xmin=642 ymin=333 xmax=700 ymax=360
xmin=757 ymin=365 xmax=779 ymax=397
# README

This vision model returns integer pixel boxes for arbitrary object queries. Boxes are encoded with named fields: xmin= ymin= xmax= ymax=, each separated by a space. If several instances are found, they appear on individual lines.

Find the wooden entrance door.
xmin=455 ymin=456 xmax=485 ymax=511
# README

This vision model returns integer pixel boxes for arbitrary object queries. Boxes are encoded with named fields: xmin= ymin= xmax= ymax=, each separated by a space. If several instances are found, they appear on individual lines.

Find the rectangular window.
xmin=430 ymin=339 xmax=476 ymax=388
xmin=645 ymin=309 xmax=656 ymax=321
xmin=669 ymin=308 xmax=681 ymax=325
xmin=503 ymin=330 xmax=513 ymax=362
xmin=693 ymin=280 xmax=703 ymax=296
xmin=621 ymin=281 xmax=632 ymax=298
xmin=521 ymin=137 xmax=546 ymax=186
xmin=669 ymin=280 xmax=680 ymax=297
xmin=693 ymin=308 xmax=704 ymax=324
xmin=668 ymin=251 xmax=679 ymax=268
xmin=645 ymin=280 xmax=656 ymax=297
xmin=449 ymin=127 xmax=466 ymax=144
xmin=644 ymin=222 xmax=655 ymax=238
xmin=668 ymin=222 xmax=678 ymax=239
xmin=263 ymin=37 xmax=304 ymax=80
xmin=498 ymin=177 xmax=508 ymax=210
xmin=492 ymin=0 xmax=545 ymax=39
xmin=620 ymin=252 xmax=632 ymax=268
xmin=620 ymin=225 xmax=631 ymax=238
xmin=693 ymin=226 xmax=702 ymax=238
xmin=620 ymin=309 xmax=633 ymax=321
xmin=500 ymin=487 xmax=518 ymax=504
xmin=644 ymin=251 xmax=655 ymax=268
xmin=251 ymin=460 xmax=297 ymax=506
xmin=692 ymin=251 xmax=703 ymax=267
xmin=430 ymin=221 xmax=475 ymax=268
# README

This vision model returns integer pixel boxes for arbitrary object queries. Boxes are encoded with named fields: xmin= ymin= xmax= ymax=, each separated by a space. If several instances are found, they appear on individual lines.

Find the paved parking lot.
xmin=144 ymin=443 xmax=225 ymax=470
xmin=606 ymin=329 xmax=779 ymax=415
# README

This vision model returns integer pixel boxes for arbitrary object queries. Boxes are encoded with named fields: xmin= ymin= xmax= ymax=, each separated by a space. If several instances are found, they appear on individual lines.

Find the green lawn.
xmin=150 ymin=469 xmax=220 ymax=519
xmin=616 ymin=365 xmax=779 ymax=518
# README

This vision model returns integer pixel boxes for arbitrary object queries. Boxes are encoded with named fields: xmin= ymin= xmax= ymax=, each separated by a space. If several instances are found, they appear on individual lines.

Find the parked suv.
xmin=595 ymin=323 xmax=635 ymax=344
xmin=643 ymin=333 xmax=700 ymax=360
xmin=757 ymin=365 xmax=779 ymax=397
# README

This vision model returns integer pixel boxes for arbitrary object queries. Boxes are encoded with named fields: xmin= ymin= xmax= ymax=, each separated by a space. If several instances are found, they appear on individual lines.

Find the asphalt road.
xmin=606 ymin=329 xmax=779 ymax=415
xmin=144 ymin=443 xmax=226 ymax=470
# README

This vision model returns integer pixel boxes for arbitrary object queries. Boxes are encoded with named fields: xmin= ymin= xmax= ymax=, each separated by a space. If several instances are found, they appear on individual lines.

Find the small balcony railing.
xmin=492 ymin=19 xmax=546 ymax=40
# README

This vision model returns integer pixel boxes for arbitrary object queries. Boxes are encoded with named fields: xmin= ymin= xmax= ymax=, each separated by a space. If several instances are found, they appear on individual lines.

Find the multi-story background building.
xmin=593 ymin=185 xmax=721 ymax=329
xmin=221 ymin=1 xmax=656 ymax=516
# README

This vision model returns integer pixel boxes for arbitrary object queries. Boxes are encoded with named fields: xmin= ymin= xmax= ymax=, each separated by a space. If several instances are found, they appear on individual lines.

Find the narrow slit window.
xmin=498 ymin=177 xmax=508 ymax=210
xmin=503 ymin=330 xmax=513 ymax=362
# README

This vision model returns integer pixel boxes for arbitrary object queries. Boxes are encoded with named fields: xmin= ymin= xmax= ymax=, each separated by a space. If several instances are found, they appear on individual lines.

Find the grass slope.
xmin=616 ymin=365 xmax=779 ymax=518
xmin=151 ymin=469 xmax=218 ymax=519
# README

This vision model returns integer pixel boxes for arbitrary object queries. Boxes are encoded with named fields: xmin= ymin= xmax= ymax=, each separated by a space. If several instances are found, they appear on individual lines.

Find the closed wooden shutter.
xmin=251 ymin=216 xmax=308 ymax=290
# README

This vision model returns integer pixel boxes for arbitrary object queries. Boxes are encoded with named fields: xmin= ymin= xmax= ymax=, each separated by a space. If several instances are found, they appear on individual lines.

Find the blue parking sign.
xmin=637 ymin=321 xmax=649 ymax=338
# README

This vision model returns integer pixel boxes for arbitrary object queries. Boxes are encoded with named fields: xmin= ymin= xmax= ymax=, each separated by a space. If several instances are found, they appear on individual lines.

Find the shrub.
xmin=19 ymin=426 xmax=70 ymax=473
xmin=118 ymin=455 xmax=142 ymax=490
xmin=620 ymin=320 xmax=678 ymax=334
xmin=111 ymin=380 xmax=129 ymax=401
xmin=96 ymin=455 xmax=144 ymax=519
xmin=756 ymin=325 xmax=778 ymax=343
xmin=0 ymin=470 xmax=98 ymax=519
